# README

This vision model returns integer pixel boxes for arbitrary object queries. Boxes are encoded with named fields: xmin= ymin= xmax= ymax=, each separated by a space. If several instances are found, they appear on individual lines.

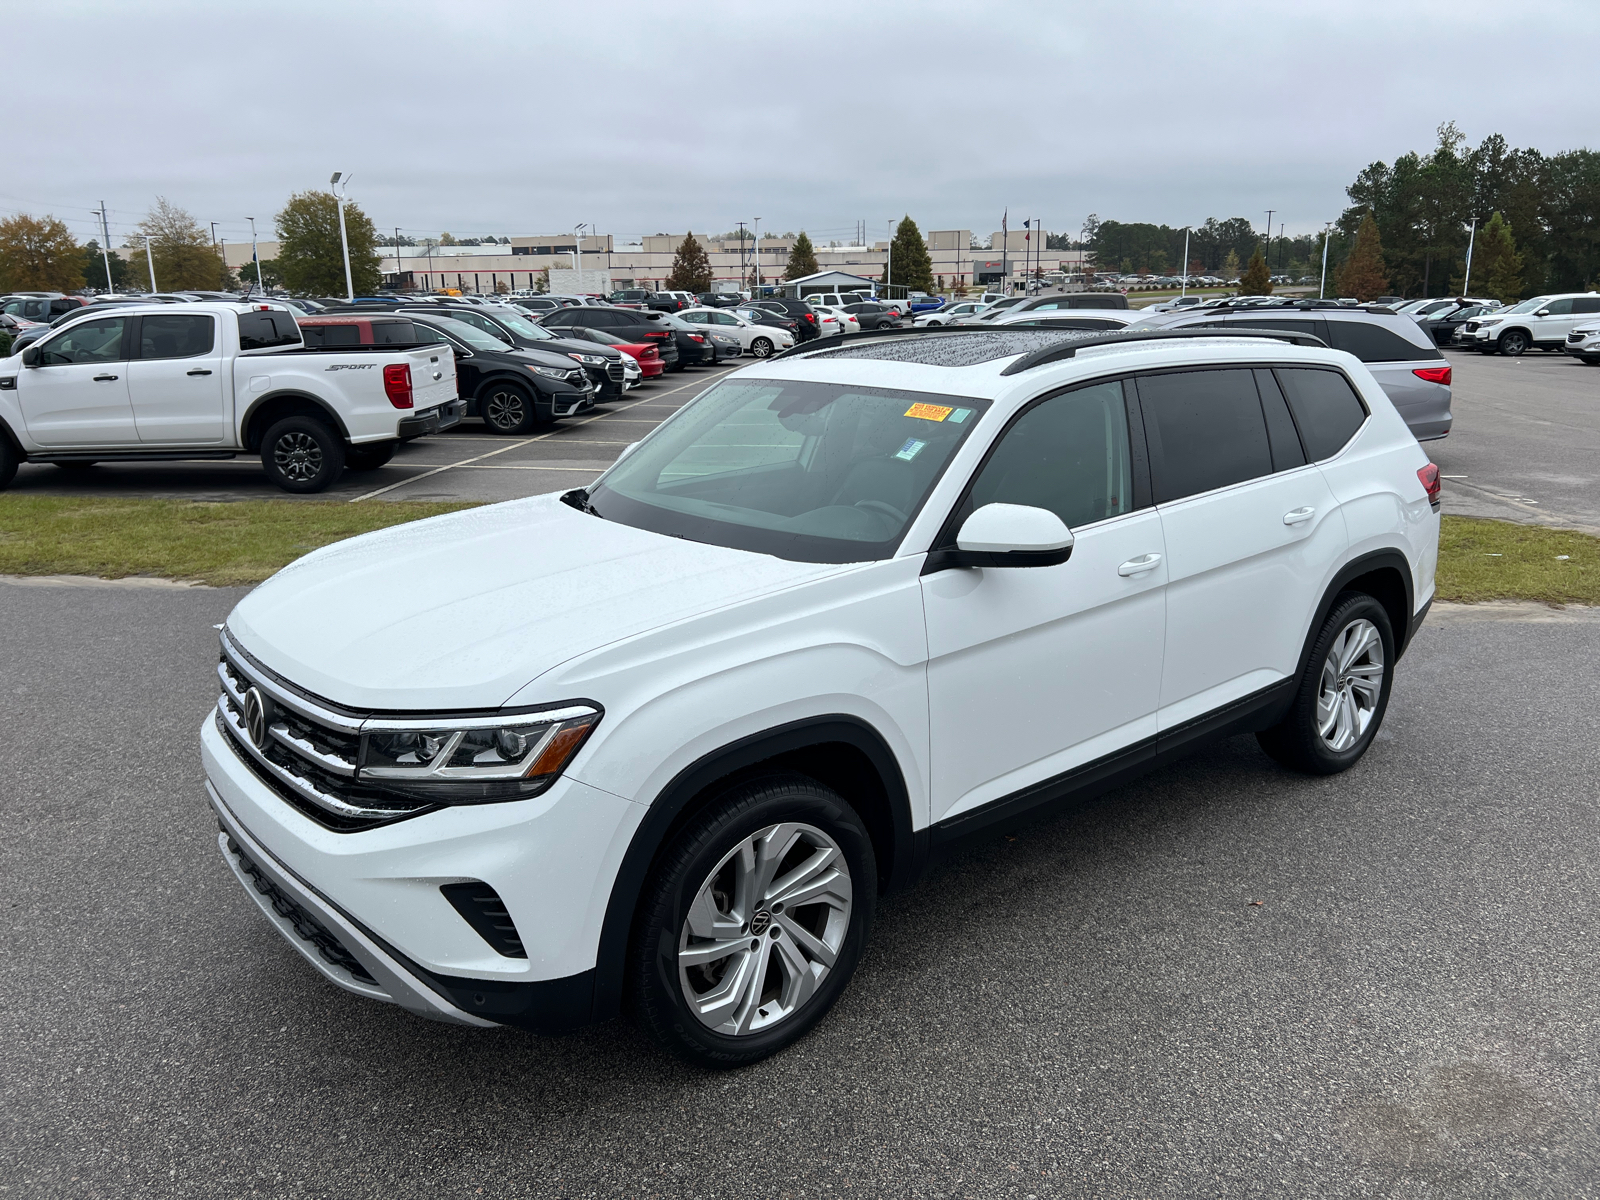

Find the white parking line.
xmin=348 ymin=366 xmax=734 ymax=502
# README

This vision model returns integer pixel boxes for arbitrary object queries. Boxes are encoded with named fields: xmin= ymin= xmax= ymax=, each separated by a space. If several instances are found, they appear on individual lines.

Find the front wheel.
xmin=629 ymin=775 xmax=876 ymax=1068
xmin=260 ymin=415 xmax=344 ymax=493
xmin=1257 ymin=592 xmax=1395 ymax=774
xmin=750 ymin=336 xmax=774 ymax=358
xmin=1497 ymin=330 xmax=1529 ymax=356
xmin=480 ymin=383 xmax=538 ymax=434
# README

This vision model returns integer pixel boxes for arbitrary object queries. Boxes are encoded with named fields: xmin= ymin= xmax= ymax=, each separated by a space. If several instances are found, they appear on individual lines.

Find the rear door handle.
xmin=187 ymin=368 xmax=213 ymax=376
xmin=1283 ymin=507 xmax=1316 ymax=525
xmin=93 ymin=373 xmax=118 ymax=382
xmin=1118 ymin=553 xmax=1162 ymax=576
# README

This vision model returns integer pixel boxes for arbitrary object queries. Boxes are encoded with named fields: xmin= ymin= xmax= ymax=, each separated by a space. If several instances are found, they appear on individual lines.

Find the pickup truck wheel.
xmin=261 ymin=415 xmax=344 ymax=493
xmin=481 ymin=383 xmax=537 ymax=435
xmin=750 ymin=337 xmax=774 ymax=358
xmin=630 ymin=774 xmax=876 ymax=1068
xmin=345 ymin=442 xmax=396 ymax=471
xmin=1256 ymin=592 xmax=1394 ymax=775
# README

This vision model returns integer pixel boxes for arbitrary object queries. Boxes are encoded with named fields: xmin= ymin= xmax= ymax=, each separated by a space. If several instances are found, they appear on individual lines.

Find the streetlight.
xmin=95 ymin=203 xmax=114 ymax=293
xmin=142 ymin=234 xmax=157 ymax=293
xmin=247 ymin=215 xmax=266 ymax=296
xmin=1462 ymin=216 xmax=1480 ymax=296
xmin=1180 ymin=224 xmax=1191 ymax=297
xmin=752 ymin=217 xmax=762 ymax=291
xmin=1319 ymin=221 xmax=1333 ymax=299
xmin=330 ymin=173 xmax=355 ymax=303
xmin=573 ymin=223 xmax=586 ymax=275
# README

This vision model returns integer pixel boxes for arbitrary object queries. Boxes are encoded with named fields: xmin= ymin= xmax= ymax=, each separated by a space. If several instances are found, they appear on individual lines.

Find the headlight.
xmin=566 ymin=352 xmax=607 ymax=365
xmin=530 ymin=364 xmax=578 ymax=380
xmin=360 ymin=704 xmax=600 ymax=803
xmin=1478 ymin=317 xmax=1502 ymax=327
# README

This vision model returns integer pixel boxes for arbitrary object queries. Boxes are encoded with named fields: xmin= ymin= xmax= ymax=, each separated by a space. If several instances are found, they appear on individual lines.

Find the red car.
xmin=562 ymin=326 xmax=666 ymax=378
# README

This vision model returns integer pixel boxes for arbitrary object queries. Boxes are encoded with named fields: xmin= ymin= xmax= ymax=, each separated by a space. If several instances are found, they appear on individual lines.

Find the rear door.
xmin=1134 ymin=366 xmax=1344 ymax=730
xmin=17 ymin=314 xmax=139 ymax=447
xmin=127 ymin=311 xmax=226 ymax=443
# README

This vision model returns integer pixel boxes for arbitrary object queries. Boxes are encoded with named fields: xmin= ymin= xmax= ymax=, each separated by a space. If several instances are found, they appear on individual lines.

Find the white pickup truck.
xmin=0 ymin=301 xmax=462 ymax=493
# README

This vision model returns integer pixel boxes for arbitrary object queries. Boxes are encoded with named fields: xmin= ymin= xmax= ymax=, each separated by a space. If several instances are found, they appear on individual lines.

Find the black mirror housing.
xmin=20 ymin=344 xmax=41 ymax=367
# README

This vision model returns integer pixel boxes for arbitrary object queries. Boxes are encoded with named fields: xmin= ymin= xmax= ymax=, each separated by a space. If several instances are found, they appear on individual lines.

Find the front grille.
xmin=228 ymin=836 xmax=376 ymax=983
xmin=440 ymin=882 xmax=527 ymax=958
xmin=1569 ymin=332 xmax=1585 ymax=343
xmin=606 ymin=362 xmax=625 ymax=381
xmin=1463 ymin=322 xmax=1479 ymax=333
xmin=217 ymin=638 xmax=434 ymax=833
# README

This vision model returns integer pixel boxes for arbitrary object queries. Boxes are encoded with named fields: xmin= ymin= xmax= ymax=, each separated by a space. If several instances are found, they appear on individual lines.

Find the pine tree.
xmin=785 ymin=231 xmax=819 ymax=280
xmin=1221 ymin=249 xmax=1241 ymax=280
xmin=1334 ymin=211 xmax=1389 ymax=301
xmin=665 ymin=232 xmax=712 ymax=292
xmin=888 ymin=215 xmax=935 ymax=293
xmin=1239 ymin=247 xmax=1273 ymax=295
xmin=1474 ymin=212 xmax=1526 ymax=304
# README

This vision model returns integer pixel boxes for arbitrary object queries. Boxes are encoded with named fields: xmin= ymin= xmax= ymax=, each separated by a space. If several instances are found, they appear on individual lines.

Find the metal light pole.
xmin=395 ymin=227 xmax=402 ymax=291
xmin=573 ymin=223 xmax=585 ymax=275
xmin=886 ymin=219 xmax=893 ymax=296
xmin=753 ymin=217 xmax=762 ymax=291
xmin=736 ymin=221 xmax=748 ymax=294
xmin=220 ymin=237 xmax=228 ymax=288
xmin=142 ymin=235 xmax=157 ymax=292
xmin=1319 ymin=222 xmax=1333 ymax=299
xmin=247 ymin=216 xmax=266 ymax=296
xmin=1181 ymin=225 xmax=1191 ymax=296
xmin=96 ymin=203 xmax=114 ymax=293
xmin=1462 ymin=216 xmax=1479 ymax=296
xmin=329 ymin=173 xmax=355 ymax=303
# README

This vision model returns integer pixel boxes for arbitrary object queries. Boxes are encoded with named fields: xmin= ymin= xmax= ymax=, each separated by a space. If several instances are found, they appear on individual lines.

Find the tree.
xmin=1220 ymin=248 xmax=1241 ymax=280
xmin=1238 ymin=247 xmax=1273 ymax=295
xmin=785 ymin=231 xmax=819 ymax=280
xmin=1474 ymin=212 xmax=1526 ymax=304
xmin=275 ymin=190 xmax=383 ymax=295
xmin=246 ymin=258 xmax=284 ymax=291
xmin=80 ymin=240 xmax=130 ymax=291
xmin=665 ymin=232 xmax=712 ymax=293
xmin=1336 ymin=211 xmax=1389 ymax=301
xmin=121 ymin=198 xmax=228 ymax=290
xmin=0 ymin=214 xmax=86 ymax=292
xmin=888 ymin=215 xmax=934 ymax=293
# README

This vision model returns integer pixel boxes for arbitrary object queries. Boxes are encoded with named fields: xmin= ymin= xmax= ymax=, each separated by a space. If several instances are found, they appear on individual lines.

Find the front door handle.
xmin=1118 ymin=553 xmax=1162 ymax=577
xmin=187 ymin=368 xmax=213 ymax=376
xmin=1283 ymin=507 xmax=1316 ymax=525
xmin=93 ymin=373 xmax=119 ymax=382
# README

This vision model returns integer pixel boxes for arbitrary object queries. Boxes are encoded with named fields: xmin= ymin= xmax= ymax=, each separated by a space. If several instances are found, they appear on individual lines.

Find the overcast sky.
xmin=9 ymin=1 xmax=1597 ymax=249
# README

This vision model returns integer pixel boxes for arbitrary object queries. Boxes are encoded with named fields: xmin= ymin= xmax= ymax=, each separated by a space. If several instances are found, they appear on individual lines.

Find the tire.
xmin=0 ymin=437 xmax=17 ymax=490
xmin=1497 ymin=329 xmax=1529 ymax=356
xmin=480 ymin=382 xmax=538 ymax=435
xmin=1256 ymin=592 xmax=1395 ymax=775
xmin=750 ymin=336 xmax=774 ymax=359
xmin=344 ymin=441 xmax=396 ymax=471
xmin=1580 ymin=356 xmax=1600 ymax=366
xmin=629 ymin=774 xmax=877 ymax=1068
xmin=260 ymin=415 xmax=344 ymax=493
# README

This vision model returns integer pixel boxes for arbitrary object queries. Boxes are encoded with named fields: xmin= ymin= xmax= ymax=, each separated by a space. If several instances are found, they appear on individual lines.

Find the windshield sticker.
xmin=904 ymin=402 xmax=954 ymax=422
xmin=948 ymin=408 xmax=973 ymax=423
xmin=894 ymin=438 xmax=928 ymax=462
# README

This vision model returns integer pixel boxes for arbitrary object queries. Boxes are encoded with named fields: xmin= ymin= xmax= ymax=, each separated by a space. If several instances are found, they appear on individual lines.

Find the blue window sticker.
xmin=894 ymin=438 xmax=927 ymax=462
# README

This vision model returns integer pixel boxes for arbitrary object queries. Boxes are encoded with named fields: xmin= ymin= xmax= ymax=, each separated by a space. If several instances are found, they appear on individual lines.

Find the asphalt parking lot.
xmin=3 ymin=583 xmax=1599 ymax=1199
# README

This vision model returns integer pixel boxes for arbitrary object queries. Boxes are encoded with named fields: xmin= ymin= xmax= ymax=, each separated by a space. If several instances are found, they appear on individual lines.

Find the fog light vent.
xmin=440 ymin=882 xmax=527 ymax=959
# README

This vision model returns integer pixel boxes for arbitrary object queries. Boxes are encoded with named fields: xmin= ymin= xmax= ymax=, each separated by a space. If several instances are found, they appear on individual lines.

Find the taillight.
xmin=1412 ymin=365 xmax=1452 ymax=385
xmin=643 ymin=330 xmax=669 ymax=340
xmin=689 ymin=334 xmax=704 ymax=342
xmin=1417 ymin=463 xmax=1440 ymax=507
xmin=382 ymin=363 xmax=413 ymax=409
xmin=804 ymin=313 xmax=816 ymax=323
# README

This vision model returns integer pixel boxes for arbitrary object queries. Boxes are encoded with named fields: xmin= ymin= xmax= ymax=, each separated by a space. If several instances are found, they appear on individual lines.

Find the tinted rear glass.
xmin=1275 ymin=368 xmax=1368 ymax=461
xmin=1326 ymin=319 xmax=1440 ymax=361
xmin=237 ymin=311 xmax=301 ymax=350
xmin=1136 ymin=369 xmax=1273 ymax=503
xmin=300 ymin=323 xmax=362 ymax=347
xmin=138 ymin=313 xmax=214 ymax=359
xmin=371 ymin=321 xmax=422 ymax=345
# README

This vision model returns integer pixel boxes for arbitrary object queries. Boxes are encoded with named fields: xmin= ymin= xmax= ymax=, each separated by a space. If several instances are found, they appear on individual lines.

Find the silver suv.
xmin=1132 ymin=303 xmax=1452 ymax=441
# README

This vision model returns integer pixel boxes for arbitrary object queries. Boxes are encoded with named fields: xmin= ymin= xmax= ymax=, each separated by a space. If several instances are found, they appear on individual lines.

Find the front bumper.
xmin=396 ymin=399 xmax=465 ymax=439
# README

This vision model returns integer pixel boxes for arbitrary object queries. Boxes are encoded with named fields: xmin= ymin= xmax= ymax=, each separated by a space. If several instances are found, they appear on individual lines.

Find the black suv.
xmin=747 ymin=297 xmax=822 ymax=341
xmin=539 ymin=306 xmax=712 ymax=370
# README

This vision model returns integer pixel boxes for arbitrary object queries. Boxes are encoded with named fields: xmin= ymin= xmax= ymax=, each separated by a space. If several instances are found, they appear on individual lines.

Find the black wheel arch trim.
xmin=241 ymin=391 xmax=352 ymax=451
xmin=1304 ymin=548 xmax=1418 ymax=668
xmin=589 ymin=713 xmax=917 ymax=1023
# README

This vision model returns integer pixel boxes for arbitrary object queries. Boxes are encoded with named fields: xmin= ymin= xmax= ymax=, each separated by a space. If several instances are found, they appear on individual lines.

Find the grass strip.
xmin=1437 ymin=515 xmax=1600 ymax=605
xmin=0 ymin=496 xmax=479 ymax=587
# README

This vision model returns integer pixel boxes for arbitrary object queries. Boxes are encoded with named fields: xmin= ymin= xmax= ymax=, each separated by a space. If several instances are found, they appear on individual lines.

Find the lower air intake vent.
xmin=440 ymin=882 xmax=527 ymax=958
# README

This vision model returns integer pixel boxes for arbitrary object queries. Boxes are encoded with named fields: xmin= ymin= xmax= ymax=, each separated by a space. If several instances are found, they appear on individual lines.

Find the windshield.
xmin=1505 ymin=297 xmax=1550 ymax=314
xmin=487 ymin=309 xmax=554 ymax=340
xmin=413 ymin=314 xmax=507 ymax=351
xmin=587 ymin=379 xmax=990 ymax=563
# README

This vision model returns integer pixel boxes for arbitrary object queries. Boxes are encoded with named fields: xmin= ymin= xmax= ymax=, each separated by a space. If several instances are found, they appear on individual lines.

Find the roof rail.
xmin=767 ymin=323 xmax=1006 ymax=362
xmin=998 ymin=327 xmax=1329 ymax=376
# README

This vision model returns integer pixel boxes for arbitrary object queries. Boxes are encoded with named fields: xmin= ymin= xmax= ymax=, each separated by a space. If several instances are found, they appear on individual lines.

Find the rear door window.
xmin=1572 ymin=298 xmax=1600 ymax=315
xmin=136 ymin=313 xmax=216 ymax=359
xmin=1325 ymin=319 xmax=1439 ymax=361
xmin=1275 ymin=368 xmax=1368 ymax=461
xmin=237 ymin=311 xmax=301 ymax=350
xmin=1135 ymin=368 xmax=1274 ymax=503
xmin=1253 ymin=369 xmax=1307 ymax=471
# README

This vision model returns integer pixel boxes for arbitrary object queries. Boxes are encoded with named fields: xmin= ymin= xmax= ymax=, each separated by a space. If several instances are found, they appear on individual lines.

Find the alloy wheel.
xmin=273 ymin=432 xmax=323 ymax=482
xmin=751 ymin=337 xmax=773 ymax=358
xmin=1316 ymin=618 xmax=1384 ymax=751
xmin=678 ymin=821 xmax=853 ymax=1036
xmin=485 ymin=389 xmax=526 ymax=430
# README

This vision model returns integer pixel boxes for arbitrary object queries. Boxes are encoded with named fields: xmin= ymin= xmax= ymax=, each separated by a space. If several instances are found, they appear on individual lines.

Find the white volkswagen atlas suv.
xmin=203 ymin=324 xmax=1441 ymax=1067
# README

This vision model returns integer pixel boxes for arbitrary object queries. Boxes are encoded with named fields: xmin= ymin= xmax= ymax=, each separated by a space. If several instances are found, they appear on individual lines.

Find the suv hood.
xmin=226 ymin=495 xmax=840 ymax=711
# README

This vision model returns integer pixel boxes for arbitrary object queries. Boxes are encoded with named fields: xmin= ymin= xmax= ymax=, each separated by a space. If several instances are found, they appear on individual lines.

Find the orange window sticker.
xmin=904 ymin=403 xmax=953 ymax=422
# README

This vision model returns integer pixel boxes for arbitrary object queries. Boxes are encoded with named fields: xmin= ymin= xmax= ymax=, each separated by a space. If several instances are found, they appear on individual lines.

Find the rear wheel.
xmin=629 ymin=774 xmax=876 ymax=1068
xmin=750 ymin=336 xmax=774 ymax=358
xmin=260 ymin=415 xmax=344 ymax=493
xmin=480 ymin=383 xmax=538 ymax=435
xmin=345 ymin=441 xmax=396 ymax=471
xmin=1257 ymin=592 xmax=1395 ymax=775
xmin=1497 ymin=329 xmax=1529 ymax=356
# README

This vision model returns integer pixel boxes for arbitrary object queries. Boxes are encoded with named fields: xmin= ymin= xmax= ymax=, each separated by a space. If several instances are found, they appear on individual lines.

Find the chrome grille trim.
xmin=219 ymin=631 xmax=363 ymax=733
xmin=269 ymin=722 xmax=357 ymax=777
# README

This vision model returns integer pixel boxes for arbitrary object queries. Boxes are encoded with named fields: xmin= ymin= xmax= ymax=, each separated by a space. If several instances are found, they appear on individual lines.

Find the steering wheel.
xmin=854 ymin=499 xmax=908 ymax=525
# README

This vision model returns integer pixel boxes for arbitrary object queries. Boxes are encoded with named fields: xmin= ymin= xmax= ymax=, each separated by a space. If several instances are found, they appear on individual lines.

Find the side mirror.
xmin=938 ymin=503 xmax=1075 ymax=569
xmin=20 ymin=344 xmax=41 ymax=367
xmin=1535 ymin=309 xmax=1551 ymax=317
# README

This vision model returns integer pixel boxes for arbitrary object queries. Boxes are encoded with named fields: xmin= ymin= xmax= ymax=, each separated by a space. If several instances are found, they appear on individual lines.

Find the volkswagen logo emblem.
xmin=243 ymin=687 xmax=269 ymax=749
xmin=749 ymin=909 xmax=772 ymax=936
